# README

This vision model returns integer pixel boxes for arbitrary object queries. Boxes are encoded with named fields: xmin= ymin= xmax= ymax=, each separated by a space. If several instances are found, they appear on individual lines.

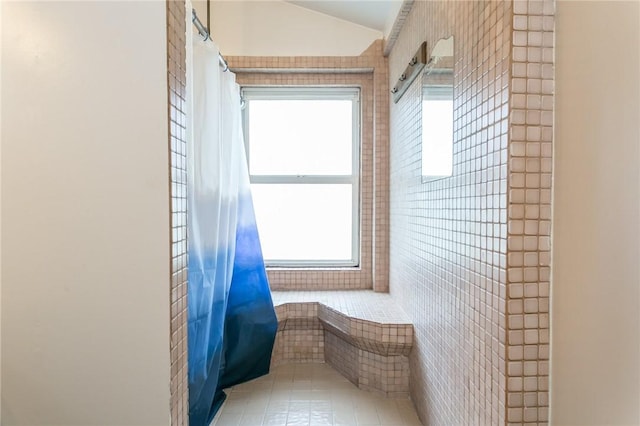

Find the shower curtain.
xmin=186 ymin=35 xmax=278 ymax=426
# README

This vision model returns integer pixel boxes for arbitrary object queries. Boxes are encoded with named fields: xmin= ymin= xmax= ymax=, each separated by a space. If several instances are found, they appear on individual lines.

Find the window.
xmin=421 ymin=85 xmax=454 ymax=177
xmin=242 ymin=87 xmax=360 ymax=267
xmin=421 ymin=35 xmax=455 ymax=180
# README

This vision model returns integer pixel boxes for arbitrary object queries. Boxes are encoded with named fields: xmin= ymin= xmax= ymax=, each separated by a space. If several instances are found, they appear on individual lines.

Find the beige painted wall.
xmin=551 ymin=1 xmax=640 ymax=424
xmin=192 ymin=0 xmax=382 ymax=56
xmin=0 ymin=0 xmax=3 ymax=420
xmin=1 ymin=2 xmax=171 ymax=424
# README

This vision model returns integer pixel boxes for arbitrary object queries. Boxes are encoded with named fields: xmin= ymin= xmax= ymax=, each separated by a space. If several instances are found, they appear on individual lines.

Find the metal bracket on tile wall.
xmin=391 ymin=41 xmax=428 ymax=103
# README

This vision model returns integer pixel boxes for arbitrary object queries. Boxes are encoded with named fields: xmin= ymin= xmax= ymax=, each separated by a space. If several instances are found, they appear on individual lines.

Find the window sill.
xmin=266 ymin=265 xmax=361 ymax=271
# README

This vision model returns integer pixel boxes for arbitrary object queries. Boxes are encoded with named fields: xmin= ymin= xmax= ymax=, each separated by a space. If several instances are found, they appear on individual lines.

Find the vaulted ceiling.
xmin=286 ymin=0 xmax=403 ymax=36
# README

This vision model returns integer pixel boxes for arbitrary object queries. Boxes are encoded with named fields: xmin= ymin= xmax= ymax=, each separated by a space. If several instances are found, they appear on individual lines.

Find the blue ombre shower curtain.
xmin=186 ymin=32 xmax=278 ymax=426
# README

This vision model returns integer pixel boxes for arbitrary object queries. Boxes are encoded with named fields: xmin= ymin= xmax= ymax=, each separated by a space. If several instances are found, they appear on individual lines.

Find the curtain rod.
xmin=191 ymin=9 xmax=229 ymax=72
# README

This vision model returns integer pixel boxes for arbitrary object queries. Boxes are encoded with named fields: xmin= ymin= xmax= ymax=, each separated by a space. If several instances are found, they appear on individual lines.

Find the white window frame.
xmin=242 ymin=86 xmax=361 ymax=268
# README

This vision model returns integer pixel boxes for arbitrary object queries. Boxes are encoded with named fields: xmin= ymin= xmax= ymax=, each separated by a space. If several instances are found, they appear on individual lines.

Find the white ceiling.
xmin=286 ymin=0 xmax=403 ymax=34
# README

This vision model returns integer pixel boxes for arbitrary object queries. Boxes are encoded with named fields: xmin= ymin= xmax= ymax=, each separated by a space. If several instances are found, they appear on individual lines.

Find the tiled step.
xmin=270 ymin=290 xmax=414 ymax=396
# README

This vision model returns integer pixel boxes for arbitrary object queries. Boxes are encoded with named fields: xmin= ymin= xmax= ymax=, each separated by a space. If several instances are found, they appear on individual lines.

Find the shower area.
xmin=167 ymin=0 xmax=556 ymax=425
xmin=171 ymin=1 xmax=415 ymax=423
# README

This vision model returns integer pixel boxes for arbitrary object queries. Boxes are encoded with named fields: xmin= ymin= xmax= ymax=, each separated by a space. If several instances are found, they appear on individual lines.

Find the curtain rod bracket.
xmin=192 ymin=8 xmax=229 ymax=72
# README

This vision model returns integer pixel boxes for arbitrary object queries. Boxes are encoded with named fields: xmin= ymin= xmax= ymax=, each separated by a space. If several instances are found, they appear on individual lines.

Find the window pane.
xmin=422 ymin=98 xmax=454 ymax=177
xmin=248 ymin=100 xmax=353 ymax=175
xmin=251 ymin=184 xmax=353 ymax=262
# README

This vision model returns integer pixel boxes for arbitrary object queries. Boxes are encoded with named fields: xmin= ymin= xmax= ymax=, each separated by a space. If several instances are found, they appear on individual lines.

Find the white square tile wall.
xmin=506 ymin=1 xmax=554 ymax=424
xmin=167 ymin=1 xmax=188 ymax=424
xmin=388 ymin=1 xmax=554 ymax=425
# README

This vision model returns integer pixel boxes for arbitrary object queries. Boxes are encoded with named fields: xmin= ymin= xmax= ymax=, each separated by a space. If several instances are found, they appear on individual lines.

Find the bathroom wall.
xmin=505 ymin=2 xmax=554 ymax=424
xmin=194 ymin=0 xmax=382 ymax=57
xmin=389 ymin=1 xmax=554 ymax=424
xmin=167 ymin=1 xmax=189 ymax=425
xmin=0 ymin=1 xmax=3 ymax=418
xmin=1 ymin=2 xmax=171 ymax=424
xmin=551 ymin=1 xmax=640 ymax=424
xmin=389 ymin=1 xmax=511 ymax=423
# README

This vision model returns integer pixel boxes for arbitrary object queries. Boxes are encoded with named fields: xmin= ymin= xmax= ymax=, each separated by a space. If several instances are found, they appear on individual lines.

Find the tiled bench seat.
xmin=270 ymin=290 xmax=414 ymax=397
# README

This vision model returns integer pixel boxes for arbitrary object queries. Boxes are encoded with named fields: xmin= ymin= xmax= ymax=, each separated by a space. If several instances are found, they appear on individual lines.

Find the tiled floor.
xmin=212 ymin=363 xmax=423 ymax=426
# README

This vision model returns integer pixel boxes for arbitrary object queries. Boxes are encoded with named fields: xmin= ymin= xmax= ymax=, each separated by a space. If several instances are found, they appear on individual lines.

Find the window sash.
xmin=242 ymin=87 xmax=361 ymax=267
xmin=250 ymin=175 xmax=356 ymax=184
